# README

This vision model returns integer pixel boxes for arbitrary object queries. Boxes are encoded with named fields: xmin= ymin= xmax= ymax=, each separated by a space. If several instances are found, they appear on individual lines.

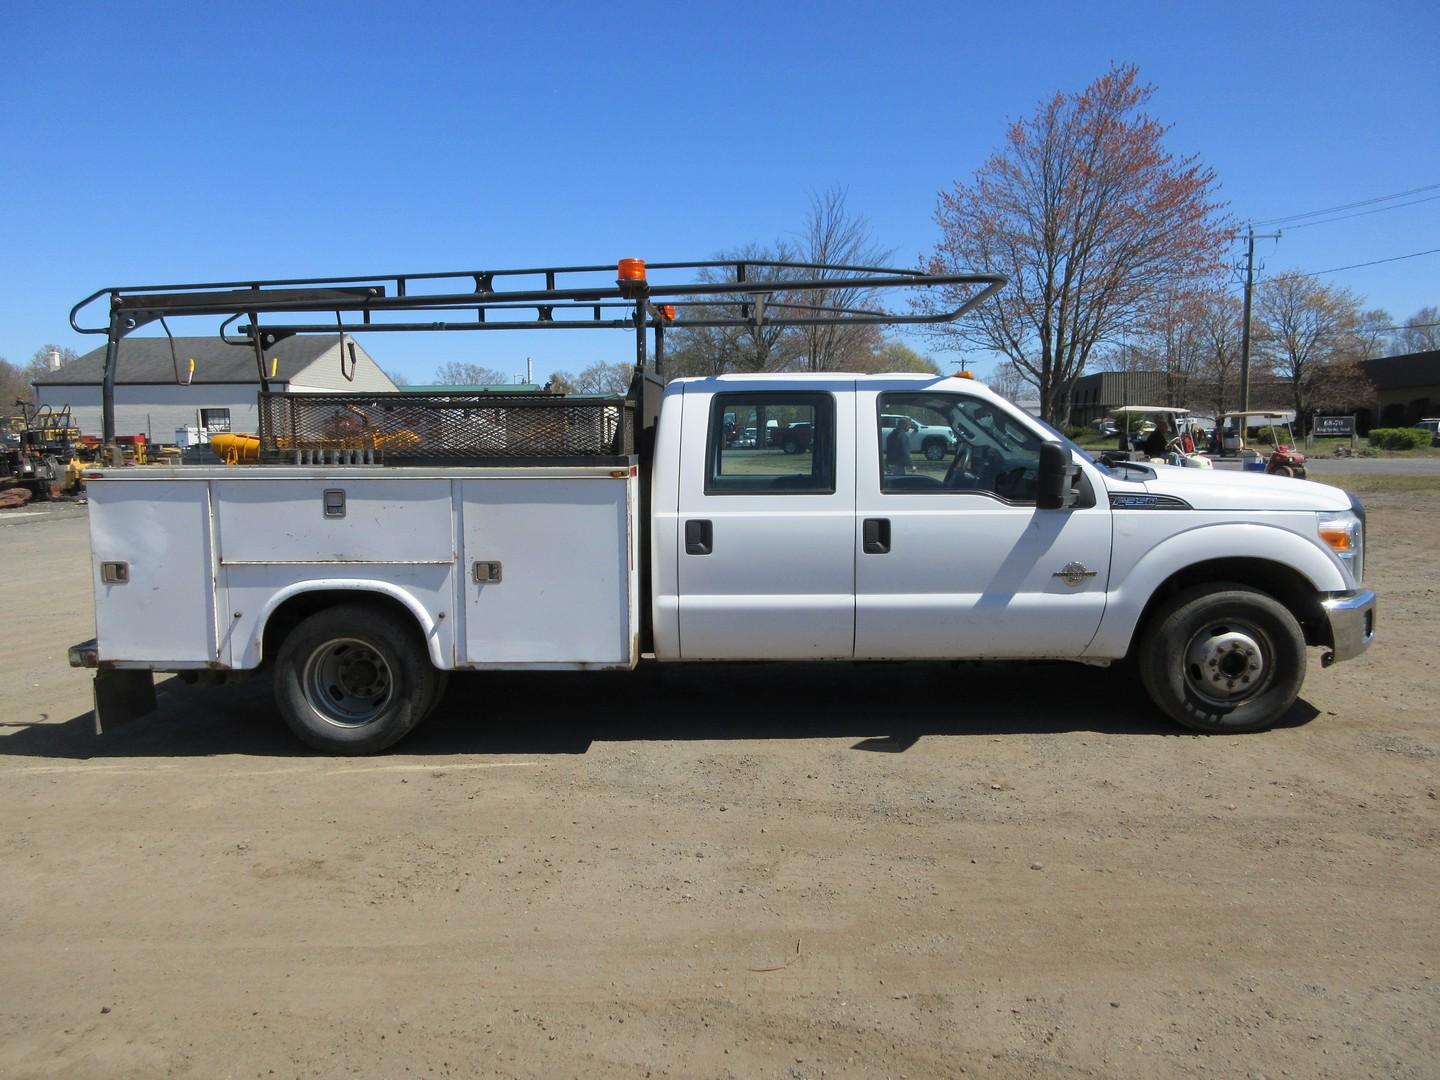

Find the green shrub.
xmin=1367 ymin=427 xmax=1432 ymax=451
xmin=1062 ymin=425 xmax=1088 ymax=440
xmin=1254 ymin=429 xmax=1276 ymax=445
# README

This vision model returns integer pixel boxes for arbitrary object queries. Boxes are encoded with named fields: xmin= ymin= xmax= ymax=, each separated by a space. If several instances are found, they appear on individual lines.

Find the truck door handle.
xmin=863 ymin=518 xmax=891 ymax=554
xmin=685 ymin=519 xmax=713 ymax=555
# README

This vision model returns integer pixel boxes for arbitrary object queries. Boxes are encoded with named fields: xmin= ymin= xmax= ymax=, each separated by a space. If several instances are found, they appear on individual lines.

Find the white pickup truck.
xmin=67 ymin=261 xmax=1375 ymax=753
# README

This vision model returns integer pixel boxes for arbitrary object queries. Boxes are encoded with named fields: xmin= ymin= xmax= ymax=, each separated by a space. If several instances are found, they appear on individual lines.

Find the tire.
xmin=1273 ymin=465 xmax=1295 ymax=477
xmin=1138 ymin=583 xmax=1306 ymax=734
xmin=272 ymin=603 xmax=439 ymax=754
xmin=923 ymin=437 xmax=947 ymax=462
xmin=782 ymin=438 xmax=799 ymax=454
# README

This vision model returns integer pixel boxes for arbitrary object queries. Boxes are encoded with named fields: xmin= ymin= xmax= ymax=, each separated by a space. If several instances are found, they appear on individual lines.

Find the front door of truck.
xmin=675 ymin=381 xmax=856 ymax=659
xmin=853 ymin=384 xmax=1112 ymax=658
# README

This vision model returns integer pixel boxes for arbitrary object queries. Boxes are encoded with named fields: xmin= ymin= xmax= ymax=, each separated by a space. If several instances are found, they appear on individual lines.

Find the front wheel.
xmin=1138 ymin=584 xmax=1307 ymax=733
xmin=273 ymin=603 xmax=439 ymax=754
xmin=923 ymin=437 xmax=948 ymax=461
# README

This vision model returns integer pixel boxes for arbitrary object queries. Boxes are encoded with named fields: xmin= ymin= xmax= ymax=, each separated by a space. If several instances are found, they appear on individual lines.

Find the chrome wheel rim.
xmin=302 ymin=638 xmax=393 ymax=728
xmin=1184 ymin=620 xmax=1271 ymax=705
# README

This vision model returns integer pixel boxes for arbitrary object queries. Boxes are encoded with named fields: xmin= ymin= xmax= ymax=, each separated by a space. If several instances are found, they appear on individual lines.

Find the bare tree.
xmin=1196 ymin=290 xmax=1243 ymax=416
xmin=1 ymin=357 xmax=29 ymax=414
xmin=985 ymin=360 xmax=1029 ymax=403
xmin=922 ymin=64 xmax=1231 ymax=422
xmin=573 ymin=361 xmax=634 ymax=395
xmin=28 ymin=344 xmax=79 ymax=379
xmin=1094 ymin=340 xmax=1150 ymax=374
xmin=857 ymin=340 xmax=940 ymax=374
xmin=1354 ymin=308 xmax=1396 ymax=360
xmin=1400 ymin=306 xmax=1440 ymax=353
xmin=1131 ymin=286 xmax=1210 ymax=406
xmin=1254 ymin=272 xmax=1364 ymax=419
xmin=546 ymin=370 xmax=578 ymax=395
xmin=792 ymin=187 xmax=893 ymax=372
xmin=664 ymin=243 xmax=803 ymax=379
xmin=434 ymin=361 xmax=511 ymax=386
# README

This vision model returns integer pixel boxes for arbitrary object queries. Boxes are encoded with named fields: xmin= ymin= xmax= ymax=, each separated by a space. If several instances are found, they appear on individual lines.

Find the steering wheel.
xmin=943 ymin=441 xmax=974 ymax=487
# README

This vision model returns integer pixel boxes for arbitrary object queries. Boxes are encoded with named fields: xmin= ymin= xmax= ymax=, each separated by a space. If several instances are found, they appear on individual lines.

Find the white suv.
xmin=881 ymin=413 xmax=958 ymax=461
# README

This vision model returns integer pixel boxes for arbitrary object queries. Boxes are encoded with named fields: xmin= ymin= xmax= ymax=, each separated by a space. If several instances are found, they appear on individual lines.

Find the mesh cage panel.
xmin=257 ymin=393 xmax=632 ymax=464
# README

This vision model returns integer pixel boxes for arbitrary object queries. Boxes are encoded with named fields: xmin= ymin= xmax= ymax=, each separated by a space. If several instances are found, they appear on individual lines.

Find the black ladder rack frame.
xmin=71 ymin=259 xmax=1006 ymax=448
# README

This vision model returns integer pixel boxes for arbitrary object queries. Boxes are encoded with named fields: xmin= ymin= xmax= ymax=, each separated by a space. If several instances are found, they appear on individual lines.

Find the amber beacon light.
xmin=617 ymin=258 xmax=647 ymax=282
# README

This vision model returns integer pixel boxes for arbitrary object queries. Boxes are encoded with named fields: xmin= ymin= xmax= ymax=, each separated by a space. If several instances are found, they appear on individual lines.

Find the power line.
xmin=1252 ymin=181 xmax=1440 ymax=227
xmin=1310 ymin=247 xmax=1440 ymax=275
xmin=1282 ymin=193 xmax=1440 ymax=231
xmin=1224 ymin=246 xmax=1440 ymax=293
xmin=1368 ymin=320 xmax=1440 ymax=333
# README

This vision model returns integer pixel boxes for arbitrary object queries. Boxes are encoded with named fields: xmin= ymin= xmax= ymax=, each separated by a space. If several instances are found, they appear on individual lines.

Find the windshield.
xmin=1034 ymin=420 xmax=1097 ymax=466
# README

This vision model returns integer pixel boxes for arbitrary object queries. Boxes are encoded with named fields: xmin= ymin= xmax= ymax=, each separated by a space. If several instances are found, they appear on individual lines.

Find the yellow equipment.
xmin=210 ymin=433 xmax=261 ymax=464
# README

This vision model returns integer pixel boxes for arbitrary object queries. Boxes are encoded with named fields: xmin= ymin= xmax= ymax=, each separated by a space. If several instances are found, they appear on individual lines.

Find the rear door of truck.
xmin=674 ymin=378 xmax=856 ymax=659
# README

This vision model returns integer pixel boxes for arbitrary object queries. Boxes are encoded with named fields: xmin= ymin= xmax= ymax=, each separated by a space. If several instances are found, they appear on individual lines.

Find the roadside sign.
xmin=1314 ymin=415 xmax=1355 ymax=437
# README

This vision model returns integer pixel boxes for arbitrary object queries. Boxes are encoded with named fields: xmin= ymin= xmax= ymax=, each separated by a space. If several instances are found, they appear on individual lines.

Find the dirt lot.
xmin=1 ymin=496 xmax=1436 ymax=1079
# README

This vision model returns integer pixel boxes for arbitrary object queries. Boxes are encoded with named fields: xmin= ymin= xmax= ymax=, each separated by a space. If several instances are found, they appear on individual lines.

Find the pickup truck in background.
xmin=881 ymin=412 xmax=958 ymax=460
xmin=67 ymin=260 xmax=1376 ymax=753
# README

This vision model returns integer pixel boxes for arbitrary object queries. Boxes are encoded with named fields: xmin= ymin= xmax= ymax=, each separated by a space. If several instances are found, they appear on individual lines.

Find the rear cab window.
xmin=705 ymin=393 xmax=836 ymax=494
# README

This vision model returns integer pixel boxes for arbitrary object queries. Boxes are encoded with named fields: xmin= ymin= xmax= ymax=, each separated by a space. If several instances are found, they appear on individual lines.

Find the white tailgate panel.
xmin=213 ymin=479 xmax=453 ymax=563
xmin=90 ymin=481 xmax=216 ymax=663
xmin=461 ymin=479 xmax=631 ymax=664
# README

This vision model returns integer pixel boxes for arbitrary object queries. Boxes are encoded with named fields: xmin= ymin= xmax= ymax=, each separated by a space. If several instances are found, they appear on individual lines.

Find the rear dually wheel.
xmin=273 ymin=603 xmax=439 ymax=754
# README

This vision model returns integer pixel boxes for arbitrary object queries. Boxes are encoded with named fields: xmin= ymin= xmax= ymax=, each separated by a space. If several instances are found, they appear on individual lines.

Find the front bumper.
xmin=1320 ymin=590 xmax=1377 ymax=666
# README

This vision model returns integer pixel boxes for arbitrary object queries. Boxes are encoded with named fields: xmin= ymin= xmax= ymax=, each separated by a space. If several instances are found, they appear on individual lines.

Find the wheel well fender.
xmin=1087 ymin=523 xmax=1346 ymax=659
xmin=255 ymin=583 xmax=444 ymax=668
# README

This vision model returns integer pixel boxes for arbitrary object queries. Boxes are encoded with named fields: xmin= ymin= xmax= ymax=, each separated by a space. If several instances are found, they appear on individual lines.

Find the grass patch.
xmin=1315 ymin=474 xmax=1440 ymax=496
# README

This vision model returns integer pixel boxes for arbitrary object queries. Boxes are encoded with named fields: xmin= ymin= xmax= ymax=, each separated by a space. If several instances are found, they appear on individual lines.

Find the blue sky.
xmin=3 ymin=0 xmax=1437 ymax=385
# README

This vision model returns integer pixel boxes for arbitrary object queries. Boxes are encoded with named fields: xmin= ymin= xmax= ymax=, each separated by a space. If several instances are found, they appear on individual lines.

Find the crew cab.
xmin=75 ymin=371 xmax=1376 ymax=753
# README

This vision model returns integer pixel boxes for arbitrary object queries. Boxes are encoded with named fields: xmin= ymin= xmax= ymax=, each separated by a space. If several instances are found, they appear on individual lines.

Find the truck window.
xmin=877 ymin=392 xmax=1042 ymax=503
xmin=706 ymin=393 xmax=835 ymax=494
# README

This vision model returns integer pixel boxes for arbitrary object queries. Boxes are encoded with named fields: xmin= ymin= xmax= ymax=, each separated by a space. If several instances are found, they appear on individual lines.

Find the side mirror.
xmin=1037 ymin=441 xmax=1071 ymax=510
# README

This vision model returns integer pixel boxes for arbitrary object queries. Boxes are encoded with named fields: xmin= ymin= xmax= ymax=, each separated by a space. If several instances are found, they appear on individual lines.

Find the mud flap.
xmin=93 ymin=670 xmax=158 ymax=734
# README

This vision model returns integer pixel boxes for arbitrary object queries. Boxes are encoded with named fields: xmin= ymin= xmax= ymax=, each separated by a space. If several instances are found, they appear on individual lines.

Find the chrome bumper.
xmin=1321 ymin=590 xmax=1376 ymax=666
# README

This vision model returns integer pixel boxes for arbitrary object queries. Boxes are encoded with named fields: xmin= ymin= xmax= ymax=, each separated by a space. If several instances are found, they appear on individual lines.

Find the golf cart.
xmin=1216 ymin=412 xmax=1307 ymax=478
xmin=1106 ymin=406 xmax=1212 ymax=469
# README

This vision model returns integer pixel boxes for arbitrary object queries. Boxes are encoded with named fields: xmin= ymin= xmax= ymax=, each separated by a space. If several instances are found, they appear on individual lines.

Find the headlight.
xmin=1317 ymin=510 xmax=1363 ymax=584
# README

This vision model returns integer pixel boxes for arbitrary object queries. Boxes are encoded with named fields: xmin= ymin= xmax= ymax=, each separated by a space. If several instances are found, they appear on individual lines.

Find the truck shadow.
xmin=5 ymin=661 xmax=1318 ymax=760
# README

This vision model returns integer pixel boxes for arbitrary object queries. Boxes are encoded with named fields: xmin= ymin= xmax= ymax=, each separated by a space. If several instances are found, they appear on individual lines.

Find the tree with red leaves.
xmin=923 ymin=65 xmax=1232 ymax=422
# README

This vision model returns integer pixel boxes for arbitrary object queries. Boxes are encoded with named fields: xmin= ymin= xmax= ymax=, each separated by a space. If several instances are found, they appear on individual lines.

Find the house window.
xmin=199 ymin=408 xmax=231 ymax=432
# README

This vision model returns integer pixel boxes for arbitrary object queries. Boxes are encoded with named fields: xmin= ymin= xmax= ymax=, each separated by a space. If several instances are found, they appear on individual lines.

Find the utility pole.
xmin=1238 ymin=226 xmax=1281 ymax=413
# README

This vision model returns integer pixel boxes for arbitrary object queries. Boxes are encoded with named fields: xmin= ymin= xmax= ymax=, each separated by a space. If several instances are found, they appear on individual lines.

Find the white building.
xmin=33 ymin=335 xmax=396 ymax=440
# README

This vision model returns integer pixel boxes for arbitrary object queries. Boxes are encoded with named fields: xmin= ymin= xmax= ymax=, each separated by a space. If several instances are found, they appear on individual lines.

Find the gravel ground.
xmin=1 ymin=495 xmax=1435 ymax=1079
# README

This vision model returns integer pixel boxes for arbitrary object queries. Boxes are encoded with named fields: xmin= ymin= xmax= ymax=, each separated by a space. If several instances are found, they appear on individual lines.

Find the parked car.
xmin=1413 ymin=418 xmax=1440 ymax=447
xmin=772 ymin=422 xmax=813 ymax=454
xmin=880 ymin=413 xmax=958 ymax=460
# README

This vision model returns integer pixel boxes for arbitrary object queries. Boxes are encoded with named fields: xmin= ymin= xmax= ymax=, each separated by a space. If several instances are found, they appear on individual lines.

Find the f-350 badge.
xmin=1053 ymin=561 xmax=1098 ymax=586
